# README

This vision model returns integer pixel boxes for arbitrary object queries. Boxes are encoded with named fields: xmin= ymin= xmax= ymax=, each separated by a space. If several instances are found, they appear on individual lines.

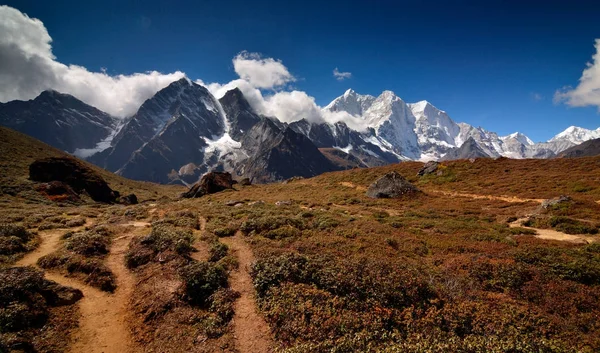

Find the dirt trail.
xmin=190 ymin=216 xmax=209 ymax=262
xmin=339 ymin=181 xmax=367 ymax=192
xmin=509 ymin=218 xmax=596 ymax=244
xmin=17 ymin=219 xmax=142 ymax=353
xmin=221 ymin=232 xmax=273 ymax=353
xmin=69 ymin=225 xmax=139 ymax=353
xmin=429 ymin=190 xmax=544 ymax=204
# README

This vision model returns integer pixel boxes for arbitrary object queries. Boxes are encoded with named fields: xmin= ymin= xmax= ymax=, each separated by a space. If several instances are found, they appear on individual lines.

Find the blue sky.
xmin=3 ymin=0 xmax=600 ymax=141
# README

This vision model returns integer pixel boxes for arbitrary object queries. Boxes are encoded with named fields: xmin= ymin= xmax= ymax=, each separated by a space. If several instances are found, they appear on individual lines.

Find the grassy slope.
xmin=0 ymin=126 xmax=183 ymax=202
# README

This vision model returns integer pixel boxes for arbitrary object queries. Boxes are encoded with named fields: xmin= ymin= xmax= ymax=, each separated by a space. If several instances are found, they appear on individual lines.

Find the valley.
xmin=1 ymin=126 xmax=600 ymax=352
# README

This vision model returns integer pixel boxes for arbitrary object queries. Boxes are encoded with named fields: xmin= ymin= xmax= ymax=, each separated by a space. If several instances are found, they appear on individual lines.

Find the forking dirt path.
xmin=16 ymin=219 xmax=151 ymax=353
xmin=339 ymin=180 xmax=597 ymax=244
xmin=221 ymin=231 xmax=273 ymax=353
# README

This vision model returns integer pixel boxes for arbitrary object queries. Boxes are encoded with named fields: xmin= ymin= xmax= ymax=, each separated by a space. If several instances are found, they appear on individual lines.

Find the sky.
xmin=1 ymin=0 xmax=600 ymax=142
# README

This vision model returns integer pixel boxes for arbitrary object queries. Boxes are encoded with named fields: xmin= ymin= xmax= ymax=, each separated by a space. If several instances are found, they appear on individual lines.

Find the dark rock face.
xmin=289 ymin=120 xmax=401 ymax=167
xmin=181 ymin=172 xmax=233 ymax=198
xmin=0 ymin=90 xmax=117 ymax=153
xmin=29 ymin=157 xmax=118 ymax=203
xmin=417 ymin=161 xmax=440 ymax=176
xmin=559 ymin=138 xmax=600 ymax=158
xmin=39 ymin=282 xmax=84 ymax=306
xmin=440 ymin=137 xmax=491 ymax=161
xmin=237 ymin=118 xmax=340 ymax=183
xmin=120 ymin=194 xmax=138 ymax=205
xmin=366 ymin=172 xmax=420 ymax=198
xmin=92 ymin=78 xmax=225 ymax=179
xmin=219 ymin=88 xmax=261 ymax=141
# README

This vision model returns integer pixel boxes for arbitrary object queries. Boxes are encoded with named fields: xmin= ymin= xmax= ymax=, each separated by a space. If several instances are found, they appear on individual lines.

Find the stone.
xmin=366 ymin=172 xmax=420 ymax=198
xmin=181 ymin=172 xmax=234 ymax=198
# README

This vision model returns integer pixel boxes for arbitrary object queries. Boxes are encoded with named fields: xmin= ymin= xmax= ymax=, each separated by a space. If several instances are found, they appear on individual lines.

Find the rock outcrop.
xmin=29 ymin=157 xmax=119 ymax=203
xmin=366 ymin=172 xmax=420 ymax=198
xmin=181 ymin=172 xmax=233 ymax=198
xmin=417 ymin=161 xmax=440 ymax=176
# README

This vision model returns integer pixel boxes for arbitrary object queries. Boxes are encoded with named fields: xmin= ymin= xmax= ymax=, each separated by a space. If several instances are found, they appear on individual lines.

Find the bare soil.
xmin=221 ymin=232 xmax=274 ymax=353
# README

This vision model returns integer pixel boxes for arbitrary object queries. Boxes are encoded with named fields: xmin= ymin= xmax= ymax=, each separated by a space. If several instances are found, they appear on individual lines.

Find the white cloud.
xmin=554 ymin=39 xmax=600 ymax=110
xmin=0 ymin=5 xmax=185 ymax=117
xmin=232 ymin=51 xmax=295 ymax=89
xmin=198 ymin=54 xmax=370 ymax=132
xmin=333 ymin=67 xmax=352 ymax=81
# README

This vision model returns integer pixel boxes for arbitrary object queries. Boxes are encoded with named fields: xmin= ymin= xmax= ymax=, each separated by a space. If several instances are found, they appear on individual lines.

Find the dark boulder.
xmin=417 ymin=161 xmax=440 ymax=176
xmin=29 ymin=157 xmax=118 ymax=203
xmin=181 ymin=172 xmax=233 ymax=198
xmin=39 ymin=281 xmax=84 ymax=306
xmin=239 ymin=178 xmax=252 ymax=186
xmin=119 ymin=194 xmax=138 ymax=205
xmin=366 ymin=172 xmax=420 ymax=198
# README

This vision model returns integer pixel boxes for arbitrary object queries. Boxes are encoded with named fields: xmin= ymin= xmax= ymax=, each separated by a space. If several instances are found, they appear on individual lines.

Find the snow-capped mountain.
xmin=2 ymin=78 xmax=600 ymax=185
xmin=0 ymin=90 xmax=119 ymax=154
xmin=313 ymin=89 xmax=595 ymax=163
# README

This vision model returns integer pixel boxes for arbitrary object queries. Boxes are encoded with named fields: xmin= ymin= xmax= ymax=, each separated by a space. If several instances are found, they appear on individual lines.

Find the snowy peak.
xmin=501 ymin=132 xmax=534 ymax=146
xmin=550 ymin=126 xmax=600 ymax=145
xmin=324 ymin=88 xmax=375 ymax=117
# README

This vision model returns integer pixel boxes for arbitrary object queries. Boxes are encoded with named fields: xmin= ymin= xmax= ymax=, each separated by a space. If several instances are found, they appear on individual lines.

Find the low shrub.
xmin=208 ymin=242 xmax=228 ymax=262
xmin=180 ymin=262 xmax=228 ymax=305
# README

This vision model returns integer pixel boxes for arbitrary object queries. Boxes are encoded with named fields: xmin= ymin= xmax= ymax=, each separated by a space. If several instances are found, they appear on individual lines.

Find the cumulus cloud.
xmin=232 ymin=51 xmax=295 ymax=89
xmin=198 ymin=52 xmax=369 ymax=132
xmin=554 ymin=39 xmax=600 ymax=110
xmin=0 ymin=5 xmax=185 ymax=117
xmin=333 ymin=67 xmax=352 ymax=81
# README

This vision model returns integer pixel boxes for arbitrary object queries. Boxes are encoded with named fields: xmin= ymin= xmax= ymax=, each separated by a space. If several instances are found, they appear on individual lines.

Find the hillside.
xmin=0 ymin=126 xmax=183 ymax=203
xmin=1 ymin=131 xmax=600 ymax=352
xmin=559 ymin=138 xmax=600 ymax=158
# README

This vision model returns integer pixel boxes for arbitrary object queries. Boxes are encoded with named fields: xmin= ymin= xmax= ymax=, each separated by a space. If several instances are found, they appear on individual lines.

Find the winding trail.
xmin=221 ymin=232 xmax=273 ymax=353
xmin=16 ymin=220 xmax=149 ymax=353
xmin=428 ymin=190 xmax=544 ymax=204
xmin=509 ymin=218 xmax=597 ymax=244
xmin=190 ymin=216 xmax=209 ymax=262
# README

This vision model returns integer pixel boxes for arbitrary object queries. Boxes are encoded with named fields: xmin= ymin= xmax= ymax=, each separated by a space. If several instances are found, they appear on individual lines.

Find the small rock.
xmin=239 ymin=178 xmax=251 ymax=186
xmin=248 ymin=201 xmax=265 ymax=206
xmin=282 ymin=176 xmax=304 ymax=184
xmin=275 ymin=200 xmax=292 ymax=206
xmin=234 ymin=203 xmax=244 ymax=208
xmin=226 ymin=200 xmax=244 ymax=207
xmin=541 ymin=195 xmax=572 ymax=209
xmin=417 ymin=161 xmax=439 ymax=176
xmin=120 ymin=193 xmax=138 ymax=205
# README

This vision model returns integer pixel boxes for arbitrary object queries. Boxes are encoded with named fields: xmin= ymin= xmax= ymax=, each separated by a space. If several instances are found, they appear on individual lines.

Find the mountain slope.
xmin=440 ymin=137 xmax=491 ymax=161
xmin=559 ymin=138 xmax=600 ymax=158
xmin=0 ymin=90 xmax=118 ymax=155
xmin=237 ymin=118 xmax=340 ymax=183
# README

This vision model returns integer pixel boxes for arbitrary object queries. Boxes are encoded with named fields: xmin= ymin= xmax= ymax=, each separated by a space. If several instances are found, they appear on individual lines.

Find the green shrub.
xmin=180 ymin=262 xmax=228 ymax=305
xmin=208 ymin=242 xmax=228 ymax=262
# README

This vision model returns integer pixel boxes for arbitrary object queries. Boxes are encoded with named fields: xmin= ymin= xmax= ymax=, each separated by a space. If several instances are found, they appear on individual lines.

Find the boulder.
xmin=239 ymin=178 xmax=252 ymax=186
xmin=417 ymin=161 xmax=439 ymax=176
xmin=29 ymin=157 xmax=118 ymax=203
xmin=366 ymin=172 xmax=420 ymax=198
xmin=181 ymin=172 xmax=234 ymax=198
xmin=120 ymin=194 xmax=138 ymax=205
xmin=40 ymin=281 xmax=84 ymax=306
xmin=541 ymin=195 xmax=572 ymax=209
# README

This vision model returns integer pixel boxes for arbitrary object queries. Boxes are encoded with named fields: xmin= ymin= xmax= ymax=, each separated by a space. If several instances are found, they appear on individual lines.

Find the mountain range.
xmin=1 ymin=77 xmax=599 ymax=184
